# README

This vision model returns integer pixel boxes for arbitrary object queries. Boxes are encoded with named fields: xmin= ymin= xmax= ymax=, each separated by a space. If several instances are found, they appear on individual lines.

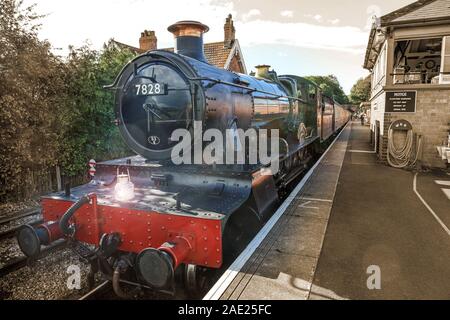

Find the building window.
xmin=392 ymin=37 xmax=446 ymax=85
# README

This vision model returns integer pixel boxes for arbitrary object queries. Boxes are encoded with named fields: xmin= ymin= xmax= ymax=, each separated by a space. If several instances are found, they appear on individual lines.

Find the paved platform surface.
xmin=216 ymin=123 xmax=351 ymax=300
xmin=216 ymin=121 xmax=450 ymax=300
xmin=312 ymin=122 xmax=450 ymax=300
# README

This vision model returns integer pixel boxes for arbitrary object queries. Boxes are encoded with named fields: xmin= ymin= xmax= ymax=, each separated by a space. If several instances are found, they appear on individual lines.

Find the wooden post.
xmin=56 ymin=166 xmax=62 ymax=191
xmin=386 ymin=34 xmax=395 ymax=87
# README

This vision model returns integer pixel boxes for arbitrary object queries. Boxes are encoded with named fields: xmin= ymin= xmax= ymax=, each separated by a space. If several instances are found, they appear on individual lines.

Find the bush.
xmin=0 ymin=0 xmax=136 ymax=201
xmin=0 ymin=0 xmax=67 ymax=200
xmin=304 ymin=75 xmax=350 ymax=104
xmin=349 ymin=76 xmax=371 ymax=105
xmin=61 ymin=45 xmax=136 ymax=177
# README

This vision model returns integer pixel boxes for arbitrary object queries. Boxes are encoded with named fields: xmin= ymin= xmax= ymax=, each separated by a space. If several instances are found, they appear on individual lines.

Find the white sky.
xmin=23 ymin=0 xmax=415 ymax=93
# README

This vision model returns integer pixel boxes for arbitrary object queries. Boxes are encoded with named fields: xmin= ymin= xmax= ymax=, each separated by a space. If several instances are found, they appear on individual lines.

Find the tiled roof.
xmin=109 ymin=39 xmax=144 ymax=53
xmin=381 ymin=0 xmax=450 ymax=25
xmin=110 ymin=39 xmax=233 ymax=69
xmin=203 ymin=42 xmax=233 ymax=68
xmin=393 ymin=0 xmax=450 ymax=22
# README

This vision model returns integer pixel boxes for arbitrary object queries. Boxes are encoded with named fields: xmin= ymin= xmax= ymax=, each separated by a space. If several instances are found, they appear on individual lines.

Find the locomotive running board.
xmin=42 ymin=157 xmax=266 ymax=225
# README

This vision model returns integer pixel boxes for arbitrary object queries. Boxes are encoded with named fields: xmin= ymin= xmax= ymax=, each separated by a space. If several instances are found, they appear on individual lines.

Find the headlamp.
xmin=114 ymin=169 xmax=135 ymax=201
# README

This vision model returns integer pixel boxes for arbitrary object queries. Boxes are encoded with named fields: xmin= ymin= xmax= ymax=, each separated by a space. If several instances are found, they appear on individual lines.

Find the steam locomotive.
xmin=16 ymin=21 xmax=350 ymax=297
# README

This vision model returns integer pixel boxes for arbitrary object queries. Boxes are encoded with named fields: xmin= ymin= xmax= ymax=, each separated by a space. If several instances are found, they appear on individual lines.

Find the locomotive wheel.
xmin=183 ymin=264 xmax=209 ymax=297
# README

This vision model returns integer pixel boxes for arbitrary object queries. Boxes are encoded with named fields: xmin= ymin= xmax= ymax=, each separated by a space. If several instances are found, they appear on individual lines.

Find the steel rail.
xmin=78 ymin=281 xmax=112 ymax=300
xmin=0 ymin=240 xmax=67 ymax=277
xmin=0 ymin=219 xmax=44 ymax=241
xmin=0 ymin=209 xmax=41 ymax=225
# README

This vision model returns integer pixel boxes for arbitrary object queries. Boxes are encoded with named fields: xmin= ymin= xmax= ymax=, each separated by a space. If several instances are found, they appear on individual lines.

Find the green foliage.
xmin=61 ymin=45 xmax=136 ymax=176
xmin=0 ymin=0 xmax=67 ymax=199
xmin=0 ymin=0 xmax=136 ymax=200
xmin=349 ymin=75 xmax=371 ymax=105
xmin=304 ymin=75 xmax=349 ymax=104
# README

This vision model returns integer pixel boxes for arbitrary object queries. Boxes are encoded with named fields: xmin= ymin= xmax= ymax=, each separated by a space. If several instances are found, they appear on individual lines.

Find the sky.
xmin=23 ymin=0 xmax=415 ymax=93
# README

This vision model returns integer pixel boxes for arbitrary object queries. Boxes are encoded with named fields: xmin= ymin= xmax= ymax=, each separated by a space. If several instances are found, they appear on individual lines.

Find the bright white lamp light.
xmin=114 ymin=169 xmax=135 ymax=202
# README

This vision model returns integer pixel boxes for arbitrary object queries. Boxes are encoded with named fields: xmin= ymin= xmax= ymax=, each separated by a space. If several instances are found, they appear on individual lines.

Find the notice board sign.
xmin=385 ymin=91 xmax=417 ymax=113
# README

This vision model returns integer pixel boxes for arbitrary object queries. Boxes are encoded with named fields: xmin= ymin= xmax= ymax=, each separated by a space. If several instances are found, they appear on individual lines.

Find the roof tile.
xmin=392 ymin=0 xmax=450 ymax=22
xmin=380 ymin=0 xmax=450 ymax=25
xmin=110 ymin=40 xmax=232 ymax=69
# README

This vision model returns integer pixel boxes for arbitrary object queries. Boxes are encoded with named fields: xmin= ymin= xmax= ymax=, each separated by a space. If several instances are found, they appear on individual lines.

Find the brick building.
xmin=110 ymin=14 xmax=247 ymax=74
xmin=364 ymin=0 xmax=450 ymax=168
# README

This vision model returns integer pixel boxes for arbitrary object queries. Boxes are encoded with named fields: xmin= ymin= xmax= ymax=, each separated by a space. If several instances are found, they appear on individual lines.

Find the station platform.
xmin=205 ymin=121 xmax=450 ymax=300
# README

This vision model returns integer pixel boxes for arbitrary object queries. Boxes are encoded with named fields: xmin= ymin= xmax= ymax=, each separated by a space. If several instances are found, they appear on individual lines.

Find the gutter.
xmin=381 ymin=17 xmax=450 ymax=28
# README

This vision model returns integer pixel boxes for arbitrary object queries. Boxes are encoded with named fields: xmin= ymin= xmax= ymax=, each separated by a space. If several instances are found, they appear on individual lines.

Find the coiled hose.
xmin=387 ymin=123 xmax=422 ymax=168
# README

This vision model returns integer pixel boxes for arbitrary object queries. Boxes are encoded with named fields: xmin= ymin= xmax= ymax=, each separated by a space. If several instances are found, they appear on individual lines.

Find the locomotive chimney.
xmin=167 ymin=20 xmax=209 ymax=63
xmin=139 ymin=30 xmax=157 ymax=51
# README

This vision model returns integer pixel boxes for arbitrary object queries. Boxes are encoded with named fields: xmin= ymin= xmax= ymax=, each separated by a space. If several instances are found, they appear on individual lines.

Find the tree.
xmin=0 ymin=0 xmax=136 ymax=200
xmin=349 ymin=75 xmax=371 ymax=105
xmin=60 ymin=44 xmax=136 ymax=176
xmin=0 ymin=0 xmax=67 ymax=199
xmin=304 ymin=75 xmax=349 ymax=104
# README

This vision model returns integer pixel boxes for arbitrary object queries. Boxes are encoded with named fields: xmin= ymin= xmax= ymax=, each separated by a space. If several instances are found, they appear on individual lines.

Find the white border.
xmin=203 ymin=122 xmax=350 ymax=300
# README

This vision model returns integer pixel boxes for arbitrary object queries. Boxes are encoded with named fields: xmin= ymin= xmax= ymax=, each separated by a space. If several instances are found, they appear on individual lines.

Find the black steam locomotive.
xmin=17 ymin=20 xmax=350 ymax=297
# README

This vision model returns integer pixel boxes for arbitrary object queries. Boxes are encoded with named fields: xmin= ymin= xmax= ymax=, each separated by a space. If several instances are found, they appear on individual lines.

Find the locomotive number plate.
xmin=135 ymin=82 xmax=167 ymax=96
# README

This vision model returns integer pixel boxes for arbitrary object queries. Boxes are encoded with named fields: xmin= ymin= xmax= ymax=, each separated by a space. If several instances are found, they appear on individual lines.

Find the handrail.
xmin=103 ymin=51 xmax=306 ymax=103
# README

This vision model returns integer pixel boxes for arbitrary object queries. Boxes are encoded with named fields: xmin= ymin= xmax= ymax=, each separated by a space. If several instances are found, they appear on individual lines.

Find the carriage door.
xmin=316 ymin=90 xmax=322 ymax=140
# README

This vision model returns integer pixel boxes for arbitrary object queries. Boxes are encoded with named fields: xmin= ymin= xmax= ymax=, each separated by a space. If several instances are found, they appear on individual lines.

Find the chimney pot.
xmin=224 ymin=14 xmax=235 ymax=49
xmin=139 ymin=30 xmax=157 ymax=52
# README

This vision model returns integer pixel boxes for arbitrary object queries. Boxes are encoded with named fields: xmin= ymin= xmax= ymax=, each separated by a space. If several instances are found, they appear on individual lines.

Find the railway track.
xmin=0 ymin=218 xmax=44 ymax=241
xmin=0 ymin=208 xmax=40 ymax=225
xmin=78 ymin=279 xmax=171 ymax=300
xmin=0 ymin=240 xmax=67 ymax=277
xmin=0 ymin=208 xmax=42 ymax=240
xmin=78 ymin=281 xmax=112 ymax=300
xmin=0 ymin=207 xmax=52 ymax=277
